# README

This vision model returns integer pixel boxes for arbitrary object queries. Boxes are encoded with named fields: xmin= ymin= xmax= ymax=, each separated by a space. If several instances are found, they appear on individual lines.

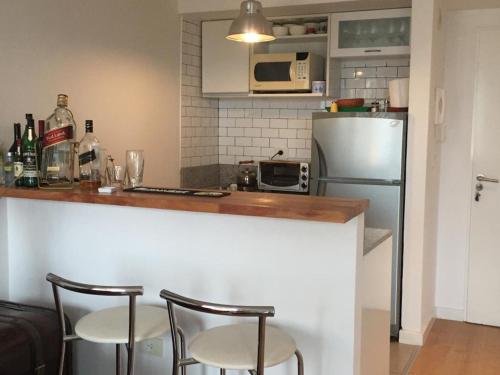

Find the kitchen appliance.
xmin=311 ymin=112 xmax=407 ymax=338
xmin=237 ymin=160 xmax=258 ymax=191
xmin=258 ymin=160 xmax=309 ymax=193
xmin=250 ymin=52 xmax=324 ymax=92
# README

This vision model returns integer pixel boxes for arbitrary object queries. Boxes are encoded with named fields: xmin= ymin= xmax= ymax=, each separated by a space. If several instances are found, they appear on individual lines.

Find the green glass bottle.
xmin=21 ymin=114 xmax=38 ymax=188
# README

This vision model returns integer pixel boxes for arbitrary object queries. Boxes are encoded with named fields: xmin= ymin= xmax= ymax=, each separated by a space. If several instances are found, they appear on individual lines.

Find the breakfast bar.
xmin=0 ymin=187 xmax=391 ymax=375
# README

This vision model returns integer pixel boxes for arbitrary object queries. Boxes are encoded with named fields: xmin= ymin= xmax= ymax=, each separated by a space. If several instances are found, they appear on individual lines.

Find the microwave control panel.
xmin=296 ymin=61 xmax=308 ymax=81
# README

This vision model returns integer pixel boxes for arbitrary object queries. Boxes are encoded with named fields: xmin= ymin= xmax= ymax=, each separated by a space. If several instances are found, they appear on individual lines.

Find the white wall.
xmin=0 ymin=199 xmax=8 ymax=299
xmin=0 ymin=0 xmax=181 ymax=186
xmin=434 ymin=8 xmax=500 ymax=321
xmin=399 ymin=0 xmax=445 ymax=345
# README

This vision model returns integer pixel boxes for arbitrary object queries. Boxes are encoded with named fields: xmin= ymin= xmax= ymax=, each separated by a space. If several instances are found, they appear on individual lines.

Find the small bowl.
xmin=304 ymin=22 xmax=319 ymax=34
xmin=272 ymin=25 xmax=288 ymax=37
xmin=289 ymin=24 xmax=306 ymax=36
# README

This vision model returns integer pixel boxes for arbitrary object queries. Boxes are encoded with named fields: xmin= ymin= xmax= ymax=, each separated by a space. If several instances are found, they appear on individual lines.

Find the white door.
xmin=467 ymin=27 xmax=500 ymax=326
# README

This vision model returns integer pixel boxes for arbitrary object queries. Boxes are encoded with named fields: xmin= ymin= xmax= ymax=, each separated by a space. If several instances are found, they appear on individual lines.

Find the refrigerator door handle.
xmin=317 ymin=177 xmax=402 ymax=186
xmin=314 ymin=138 xmax=328 ymax=196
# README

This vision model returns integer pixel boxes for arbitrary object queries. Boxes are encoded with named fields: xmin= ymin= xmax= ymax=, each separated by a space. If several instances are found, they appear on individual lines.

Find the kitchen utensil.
xmin=312 ymin=81 xmax=326 ymax=94
xmin=336 ymin=98 xmax=365 ymax=108
xmin=124 ymin=150 xmax=144 ymax=188
xmin=289 ymin=24 xmax=306 ymax=35
xmin=237 ymin=160 xmax=257 ymax=191
xmin=304 ymin=22 xmax=319 ymax=34
xmin=272 ymin=25 xmax=288 ymax=36
xmin=388 ymin=78 xmax=409 ymax=108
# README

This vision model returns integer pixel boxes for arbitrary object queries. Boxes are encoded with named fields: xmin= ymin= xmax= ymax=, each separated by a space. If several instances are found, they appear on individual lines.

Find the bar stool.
xmin=46 ymin=273 xmax=171 ymax=375
xmin=159 ymin=289 xmax=304 ymax=375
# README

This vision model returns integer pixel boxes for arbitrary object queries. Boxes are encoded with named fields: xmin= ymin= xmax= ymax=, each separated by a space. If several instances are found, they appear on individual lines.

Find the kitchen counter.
xmin=364 ymin=228 xmax=392 ymax=255
xmin=0 ymin=186 xmax=368 ymax=223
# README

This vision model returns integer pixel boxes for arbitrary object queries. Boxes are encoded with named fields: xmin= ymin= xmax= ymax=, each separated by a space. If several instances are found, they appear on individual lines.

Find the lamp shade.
xmin=226 ymin=0 xmax=275 ymax=43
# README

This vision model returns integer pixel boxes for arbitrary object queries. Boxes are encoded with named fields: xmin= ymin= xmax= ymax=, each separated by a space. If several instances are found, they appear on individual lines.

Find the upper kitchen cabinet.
xmin=330 ymin=9 xmax=411 ymax=58
xmin=202 ymin=20 xmax=250 ymax=96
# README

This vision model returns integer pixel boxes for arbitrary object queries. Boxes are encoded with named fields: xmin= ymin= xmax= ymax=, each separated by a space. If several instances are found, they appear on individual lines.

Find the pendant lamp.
xmin=226 ymin=0 xmax=275 ymax=43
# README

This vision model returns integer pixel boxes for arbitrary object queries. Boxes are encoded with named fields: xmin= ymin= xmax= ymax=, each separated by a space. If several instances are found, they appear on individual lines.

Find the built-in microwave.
xmin=258 ymin=160 xmax=309 ymax=193
xmin=250 ymin=52 xmax=324 ymax=92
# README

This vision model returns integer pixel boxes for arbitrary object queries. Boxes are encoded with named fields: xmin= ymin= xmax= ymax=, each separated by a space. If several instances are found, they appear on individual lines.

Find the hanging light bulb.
xmin=226 ymin=0 xmax=275 ymax=43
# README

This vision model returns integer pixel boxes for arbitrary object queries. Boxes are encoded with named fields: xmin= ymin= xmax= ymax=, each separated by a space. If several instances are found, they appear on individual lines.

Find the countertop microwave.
xmin=258 ymin=160 xmax=309 ymax=193
xmin=250 ymin=52 xmax=324 ymax=92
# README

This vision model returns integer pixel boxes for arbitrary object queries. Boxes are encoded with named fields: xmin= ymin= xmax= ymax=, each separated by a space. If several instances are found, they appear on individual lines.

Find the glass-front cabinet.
xmin=330 ymin=9 xmax=411 ymax=58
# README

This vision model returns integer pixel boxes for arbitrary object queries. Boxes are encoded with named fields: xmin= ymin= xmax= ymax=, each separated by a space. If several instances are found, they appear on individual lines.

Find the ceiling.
xmin=180 ymin=0 xmax=412 ymax=20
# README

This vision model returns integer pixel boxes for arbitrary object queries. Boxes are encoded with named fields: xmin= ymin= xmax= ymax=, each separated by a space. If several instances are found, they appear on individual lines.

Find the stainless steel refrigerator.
xmin=311 ymin=112 xmax=407 ymax=338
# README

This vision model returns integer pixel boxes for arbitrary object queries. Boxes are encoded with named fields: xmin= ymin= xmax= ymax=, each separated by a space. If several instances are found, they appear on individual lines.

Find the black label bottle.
xmin=40 ymin=94 xmax=76 ymax=189
xmin=78 ymin=120 xmax=101 ymax=190
xmin=21 ymin=114 xmax=38 ymax=188
xmin=9 ymin=123 xmax=21 ymax=154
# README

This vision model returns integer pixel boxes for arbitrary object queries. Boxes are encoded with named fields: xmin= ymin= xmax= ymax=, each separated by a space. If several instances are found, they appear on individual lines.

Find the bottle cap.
xmin=85 ymin=120 xmax=93 ymax=132
xmin=57 ymin=94 xmax=68 ymax=107
xmin=25 ymin=114 xmax=33 ymax=121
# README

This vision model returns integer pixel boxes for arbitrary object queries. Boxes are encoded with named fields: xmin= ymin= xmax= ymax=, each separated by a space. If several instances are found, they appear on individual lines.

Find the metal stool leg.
xmin=116 ymin=344 xmax=121 ymax=375
xmin=178 ymin=328 xmax=187 ymax=375
xmin=295 ymin=350 xmax=304 ymax=375
xmin=220 ymin=369 xmax=226 ymax=375
xmin=58 ymin=341 xmax=66 ymax=375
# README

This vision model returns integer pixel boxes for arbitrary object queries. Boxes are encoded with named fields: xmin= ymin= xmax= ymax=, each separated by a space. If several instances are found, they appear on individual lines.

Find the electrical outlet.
xmin=141 ymin=337 xmax=163 ymax=357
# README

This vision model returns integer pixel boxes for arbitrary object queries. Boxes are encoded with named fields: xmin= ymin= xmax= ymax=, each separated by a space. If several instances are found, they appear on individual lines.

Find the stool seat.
xmin=189 ymin=323 xmax=297 ymax=370
xmin=75 ymin=305 xmax=169 ymax=344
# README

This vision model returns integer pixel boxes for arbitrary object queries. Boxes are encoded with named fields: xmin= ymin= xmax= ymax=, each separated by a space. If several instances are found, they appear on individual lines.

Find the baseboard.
xmin=434 ymin=306 xmax=465 ymax=321
xmin=398 ymin=317 xmax=436 ymax=346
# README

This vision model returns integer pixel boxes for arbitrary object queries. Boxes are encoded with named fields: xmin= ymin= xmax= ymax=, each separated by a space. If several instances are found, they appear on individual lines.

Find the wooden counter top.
xmin=0 ymin=186 xmax=368 ymax=223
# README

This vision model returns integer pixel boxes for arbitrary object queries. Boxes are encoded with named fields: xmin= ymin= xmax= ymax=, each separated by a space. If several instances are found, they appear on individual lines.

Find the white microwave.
xmin=250 ymin=52 xmax=324 ymax=92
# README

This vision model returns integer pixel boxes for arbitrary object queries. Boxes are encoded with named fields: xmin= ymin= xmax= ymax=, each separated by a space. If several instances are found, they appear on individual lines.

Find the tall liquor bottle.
xmin=14 ymin=139 xmax=23 ymax=187
xmin=36 ymin=120 xmax=45 ymax=174
xmin=78 ymin=120 xmax=101 ymax=190
xmin=8 ymin=123 xmax=21 ymax=154
xmin=40 ymin=94 xmax=76 ymax=189
xmin=21 ymin=114 xmax=38 ymax=187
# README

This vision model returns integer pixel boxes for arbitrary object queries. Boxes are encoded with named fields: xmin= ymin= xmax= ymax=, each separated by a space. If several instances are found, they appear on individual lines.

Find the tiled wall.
xmin=218 ymin=98 xmax=323 ymax=165
xmin=340 ymin=57 xmax=410 ymax=102
xmin=181 ymin=19 xmax=219 ymax=169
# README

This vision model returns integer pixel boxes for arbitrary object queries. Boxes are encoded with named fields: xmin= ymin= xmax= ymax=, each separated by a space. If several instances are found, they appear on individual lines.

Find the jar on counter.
xmin=3 ymin=152 xmax=14 ymax=187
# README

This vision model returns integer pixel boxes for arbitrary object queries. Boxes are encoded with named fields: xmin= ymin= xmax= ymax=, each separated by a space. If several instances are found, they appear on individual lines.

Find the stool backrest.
xmin=46 ymin=273 xmax=144 ymax=375
xmin=160 ymin=289 xmax=275 ymax=375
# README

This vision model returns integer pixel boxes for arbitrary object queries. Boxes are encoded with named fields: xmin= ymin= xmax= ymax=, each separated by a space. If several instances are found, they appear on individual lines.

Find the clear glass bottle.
xmin=78 ymin=120 xmax=101 ymax=190
xmin=4 ymin=152 xmax=14 ymax=187
xmin=14 ymin=139 xmax=23 ymax=187
xmin=40 ymin=94 xmax=77 ymax=189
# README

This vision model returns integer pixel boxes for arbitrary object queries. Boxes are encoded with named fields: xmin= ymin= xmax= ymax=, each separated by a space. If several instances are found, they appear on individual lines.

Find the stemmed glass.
xmin=125 ymin=150 xmax=144 ymax=188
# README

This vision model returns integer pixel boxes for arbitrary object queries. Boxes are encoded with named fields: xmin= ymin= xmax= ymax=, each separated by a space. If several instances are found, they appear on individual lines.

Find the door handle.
xmin=476 ymin=174 xmax=499 ymax=183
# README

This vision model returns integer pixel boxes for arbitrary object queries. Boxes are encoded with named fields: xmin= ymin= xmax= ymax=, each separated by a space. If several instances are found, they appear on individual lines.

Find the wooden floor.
xmin=408 ymin=319 xmax=500 ymax=375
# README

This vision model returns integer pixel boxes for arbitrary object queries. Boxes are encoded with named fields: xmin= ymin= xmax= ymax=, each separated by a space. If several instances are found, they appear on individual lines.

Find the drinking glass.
xmin=125 ymin=150 xmax=144 ymax=188
xmin=107 ymin=165 xmax=125 ymax=188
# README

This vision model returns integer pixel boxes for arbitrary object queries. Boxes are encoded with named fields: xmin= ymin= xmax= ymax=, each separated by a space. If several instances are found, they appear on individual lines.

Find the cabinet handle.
xmin=364 ymin=49 xmax=382 ymax=53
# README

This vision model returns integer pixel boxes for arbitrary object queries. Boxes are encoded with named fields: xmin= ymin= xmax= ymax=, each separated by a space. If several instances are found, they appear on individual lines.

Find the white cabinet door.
xmin=202 ymin=20 xmax=250 ymax=95
xmin=330 ymin=9 xmax=411 ymax=58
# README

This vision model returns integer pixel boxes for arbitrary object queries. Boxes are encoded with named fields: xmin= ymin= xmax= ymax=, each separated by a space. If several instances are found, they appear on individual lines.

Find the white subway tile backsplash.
xmin=252 ymin=119 xmax=270 ymax=128
xmin=228 ymin=128 xmax=244 ymax=137
xmin=219 ymin=118 xmax=235 ymax=128
xmin=244 ymin=128 xmax=261 ymax=137
xmin=219 ymin=155 xmax=235 ymax=164
xmin=270 ymin=138 xmax=287 ymax=148
xmin=235 ymin=137 xmax=252 ymax=146
xmin=228 ymin=109 xmax=245 ymax=118
xmin=227 ymin=146 xmax=244 ymax=155
xmin=345 ymin=79 xmax=366 ymax=89
xmin=341 ymin=68 xmax=356 ymax=79
xmin=262 ymin=128 xmax=279 ymax=138
xmin=219 ymin=137 xmax=234 ymax=146
xmin=366 ymin=78 xmax=387 ymax=89
xmin=288 ymin=119 xmax=307 ymax=129
xmin=279 ymin=109 xmax=298 ymax=119
xmin=252 ymin=138 xmax=269 ymax=147
xmin=376 ymin=67 xmax=398 ymax=78
xmin=279 ymin=129 xmax=297 ymax=139
xmin=261 ymin=109 xmax=280 ymax=118
xmin=235 ymin=118 xmax=252 ymax=128
xmin=397 ymin=67 xmax=410 ymax=78
xmin=244 ymin=147 xmax=261 ymax=157
xmin=355 ymin=67 xmax=377 ymax=78
xmin=288 ymin=139 xmax=305 ymax=148
xmin=245 ymin=108 xmax=262 ymax=118
xmin=270 ymin=119 xmax=288 ymax=129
